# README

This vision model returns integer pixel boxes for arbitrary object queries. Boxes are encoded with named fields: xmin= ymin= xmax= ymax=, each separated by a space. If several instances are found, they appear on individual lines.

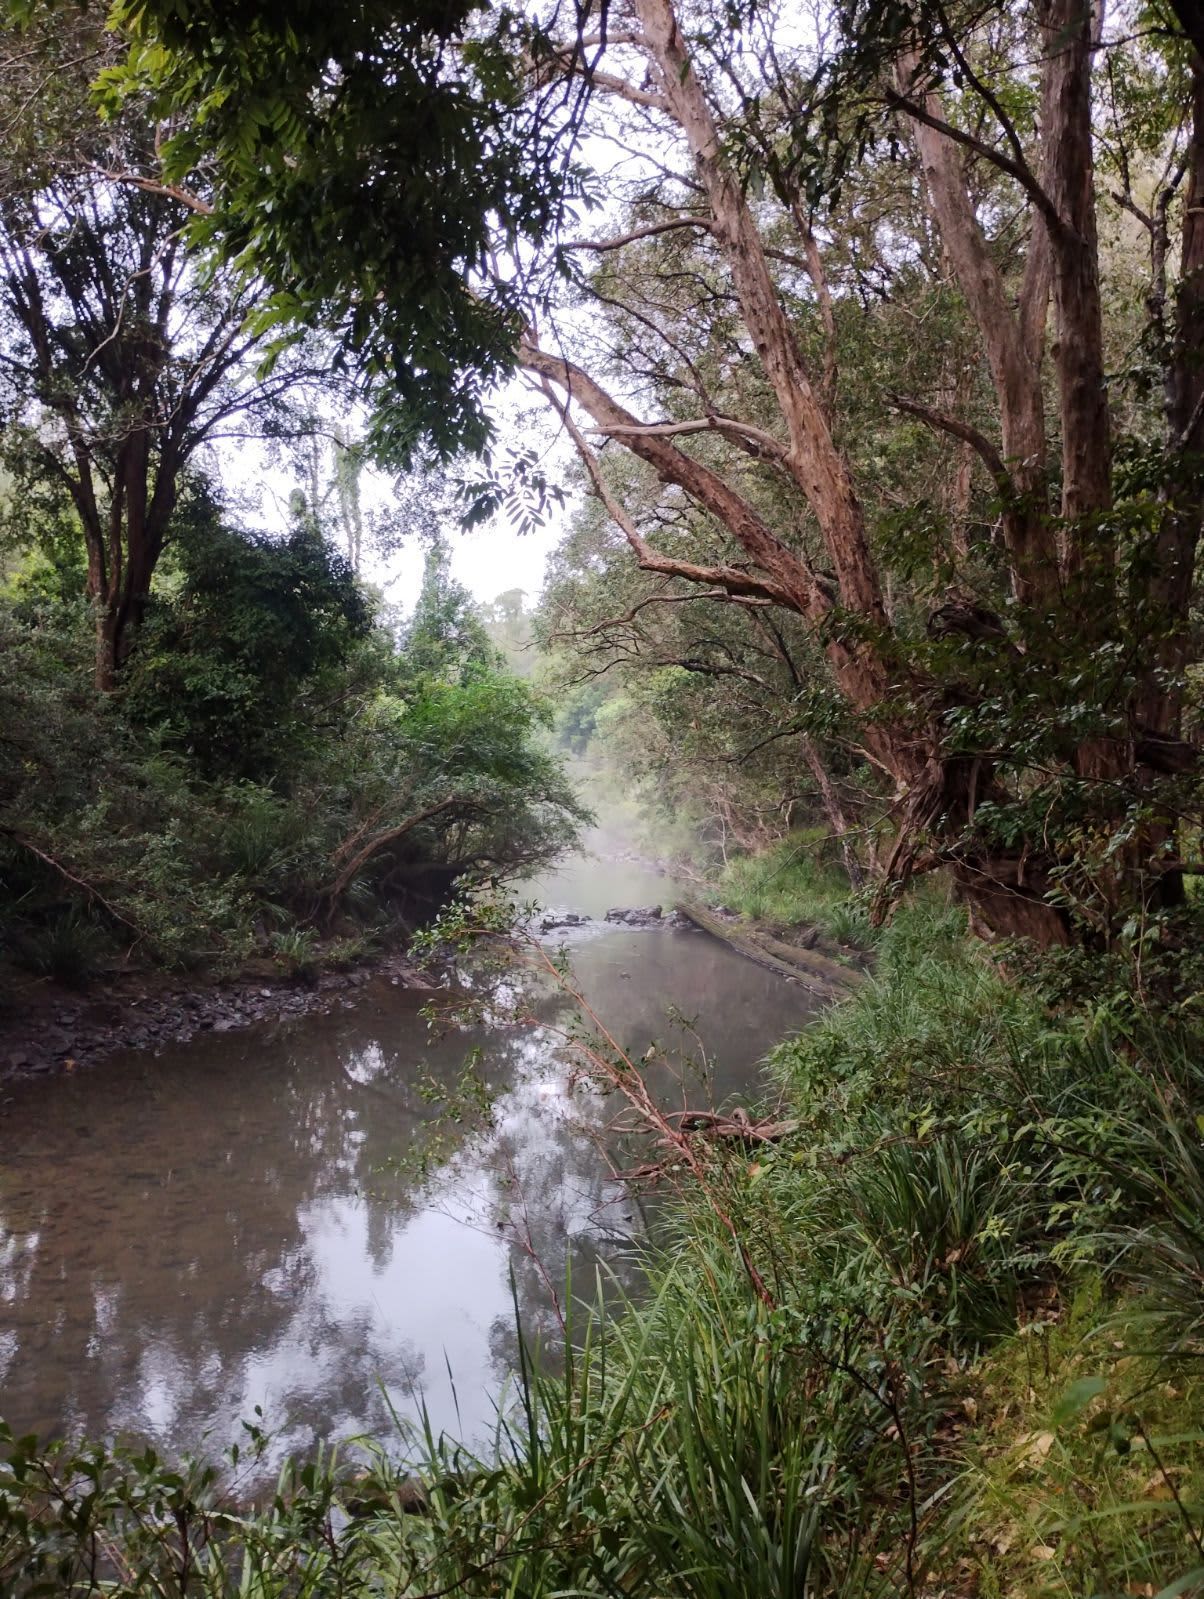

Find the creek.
xmin=0 ymin=835 xmax=819 ymax=1473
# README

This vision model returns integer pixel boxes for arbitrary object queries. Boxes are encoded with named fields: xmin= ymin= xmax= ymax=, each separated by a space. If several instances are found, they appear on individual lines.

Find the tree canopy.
xmin=5 ymin=0 xmax=1203 ymax=962
xmin=0 ymin=9 xmax=332 ymax=685
xmin=104 ymin=0 xmax=593 ymax=459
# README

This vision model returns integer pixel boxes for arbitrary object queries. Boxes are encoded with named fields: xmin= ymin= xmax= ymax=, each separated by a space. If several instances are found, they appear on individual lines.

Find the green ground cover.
xmin=3 ymin=865 xmax=1203 ymax=1597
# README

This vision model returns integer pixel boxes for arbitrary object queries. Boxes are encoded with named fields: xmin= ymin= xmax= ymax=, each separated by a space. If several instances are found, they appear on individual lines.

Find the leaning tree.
xmin=111 ymin=0 xmax=1204 ymax=947
xmin=503 ymin=0 xmax=1204 ymax=947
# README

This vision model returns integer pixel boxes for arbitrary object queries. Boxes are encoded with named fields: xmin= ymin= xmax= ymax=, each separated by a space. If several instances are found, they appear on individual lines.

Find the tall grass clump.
xmin=5 ymin=883 xmax=1204 ymax=1595
xmin=0 ymin=1252 xmax=939 ymax=1598
xmin=737 ymin=887 xmax=1204 ymax=1592
xmin=8 ymin=907 xmax=111 ymax=987
xmin=713 ymin=836 xmax=864 ymax=939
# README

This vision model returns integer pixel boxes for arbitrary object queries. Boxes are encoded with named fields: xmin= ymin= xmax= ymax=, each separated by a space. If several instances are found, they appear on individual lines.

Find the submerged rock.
xmin=604 ymin=905 xmax=665 ymax=927
xmin=538 ymin=911 xmax=590 ymax=933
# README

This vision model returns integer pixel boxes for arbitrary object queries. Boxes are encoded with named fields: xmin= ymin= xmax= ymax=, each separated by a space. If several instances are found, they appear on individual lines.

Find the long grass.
xmin=712 ymin=836 xmax=861 ymax=937
xmin=4 ymin=896 xmax=1204 ymax=1595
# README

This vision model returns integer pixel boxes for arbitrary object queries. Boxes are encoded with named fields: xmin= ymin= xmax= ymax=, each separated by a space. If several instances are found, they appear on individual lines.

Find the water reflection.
xmin=0 ymin=857 xmax=817 ymax=1471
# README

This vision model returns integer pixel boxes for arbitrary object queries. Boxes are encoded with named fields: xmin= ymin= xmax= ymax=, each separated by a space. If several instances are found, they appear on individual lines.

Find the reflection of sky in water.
xmin=0 ymin=847 xmax=819 ymax=1475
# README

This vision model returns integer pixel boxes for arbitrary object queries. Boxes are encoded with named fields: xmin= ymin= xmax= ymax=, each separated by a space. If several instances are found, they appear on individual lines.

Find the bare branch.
xmin=577 ymin=68 xmax=669 ymax=112
xmin=322 ymin=796 xmax=481 ymax=908
xmin=888 ymin=392 xmax=1013 ymax=496
xmin=559 ymin=586 xmax=772 ymax=642
xmin=536 ymin=374 xmax=801 ymax=609
xmin=521 ymin=334 xmax=826 ymax=614
xmin=589 ymin=414 xmax=786 ymax=459
xmin=884 ymin=87 xmax=1069 ymax=238
xmin=92 ymin=167 xmax=215 ymax=216
xmin=930 ymin=0 xmax=1037 ymax=187
xmin=562 ymin=217 xmax=713 ymax=251
xmin=1 ymin=829 xmax=141 ymax=935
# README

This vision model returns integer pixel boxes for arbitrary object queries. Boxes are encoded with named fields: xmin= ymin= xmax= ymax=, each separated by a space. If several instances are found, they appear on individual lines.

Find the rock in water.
xmin=605 ymin=906 xmax=665 ymax=927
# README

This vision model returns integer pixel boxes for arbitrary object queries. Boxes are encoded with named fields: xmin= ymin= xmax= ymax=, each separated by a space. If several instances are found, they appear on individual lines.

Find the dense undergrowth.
xmin=0 ymin=502 xmax=583 ymax=994
xmin=3 ymin=862 xmax=1204 ymax=1596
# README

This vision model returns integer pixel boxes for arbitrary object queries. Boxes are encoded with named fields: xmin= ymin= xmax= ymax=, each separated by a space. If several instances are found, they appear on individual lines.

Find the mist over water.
xmin=0 ymin=832 xmax=817 ymax=1471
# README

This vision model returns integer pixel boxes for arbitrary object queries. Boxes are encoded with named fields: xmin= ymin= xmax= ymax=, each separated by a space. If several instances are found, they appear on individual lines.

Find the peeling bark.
xmin=634 ymin=0 xmax=890 ymax=636
xmin=897 ymin=51 xmax=1052 ymax=602
xmin=526 ymin=0 xmax=1199 ymax=948
xmin=1037 ymin=0 xmax=1112 ymax=541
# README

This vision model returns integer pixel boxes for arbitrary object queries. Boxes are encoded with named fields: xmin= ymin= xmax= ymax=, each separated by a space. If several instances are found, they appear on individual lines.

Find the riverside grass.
xmin=4 ymin=888 xmax=1204 ymax=1595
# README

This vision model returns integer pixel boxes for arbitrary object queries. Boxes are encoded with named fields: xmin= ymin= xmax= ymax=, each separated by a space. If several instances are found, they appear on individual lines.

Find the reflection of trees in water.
xmin=0 ymin=928 xmax=809 ymax=1466
xmin=0 ymin=1012 xmax=452 ymax=1453
xmin=0 ymin=985 xmax=632 ymax=1461
xmin=470 ymin=930 xmax=809 ymax=1376
xmin=484 ymin=1065 xmax=628 ymax=1368
xmin=462 ymin=984 xmax=668 ymax=1379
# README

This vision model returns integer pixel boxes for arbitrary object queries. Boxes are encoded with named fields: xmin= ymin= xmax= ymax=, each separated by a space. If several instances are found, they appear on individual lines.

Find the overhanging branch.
xmin=884 ymin=88 xmax=1071 ymax=240
xmin=536 ymin=374 xmax=801 ymax=609
xmin=521 ymin=334 xmax=826 ymax=615
xmin=888 ymin=392 xmax=1014 ymax=498
xmin=589 ymin=413 xmax=786 ymax=460
xmin=93 ymin=166 xmax=214 ymax=216
xmin=559 ymin=586 xmax=773 ymax=641
xmin=562 ymin=217 xmax=713 ymax=251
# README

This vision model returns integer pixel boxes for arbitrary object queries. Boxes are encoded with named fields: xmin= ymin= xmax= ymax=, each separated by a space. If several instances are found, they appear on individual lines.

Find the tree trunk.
xmin=952 ymin=864 xmax=1072 ymax=945
xmin=801 ymin=737 xmax=865 ymax=888
xmin=1038 ymin=0 xmax=1112 ymax=541
xmin=1143 ymin=40 xmax=1204 ymax=740
xmin=95 ymin=604 xmax=119 ymax=693
xmin=898 ymin=52 xmax=1053 ymax=605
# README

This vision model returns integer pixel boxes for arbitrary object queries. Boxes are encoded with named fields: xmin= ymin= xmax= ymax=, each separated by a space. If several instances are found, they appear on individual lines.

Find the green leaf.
xmin=1051 ymin=1375 xmax=1107 ymax=1427
xmin=1153 ymin=1568 xmax=1204 ymax=1599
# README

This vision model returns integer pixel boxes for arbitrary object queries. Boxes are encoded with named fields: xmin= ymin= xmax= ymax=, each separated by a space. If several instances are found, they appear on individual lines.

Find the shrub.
xmin=9 ymin=908 xmax=109 ymax=988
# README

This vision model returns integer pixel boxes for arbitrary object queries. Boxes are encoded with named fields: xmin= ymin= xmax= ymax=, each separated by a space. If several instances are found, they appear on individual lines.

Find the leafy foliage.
xmin=102 ymin=0 xmax=588 ymax=460
xmin=0 ymin=485 xmax=583 ymax=977
xmin=122 ymin=487 xmax=374 ymax=779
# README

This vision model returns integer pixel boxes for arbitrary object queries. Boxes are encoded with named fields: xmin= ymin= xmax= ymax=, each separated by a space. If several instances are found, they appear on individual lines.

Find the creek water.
xmin=0 ymin=839 xmax=817 ymax=1472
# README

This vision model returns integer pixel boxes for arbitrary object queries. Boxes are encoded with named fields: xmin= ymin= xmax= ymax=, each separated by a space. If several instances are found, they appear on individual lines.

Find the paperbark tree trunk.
xmin=527 ymin=0 xmax=1197 ymax=949
xmin=801 ymin=738 xmax=865 ymax=889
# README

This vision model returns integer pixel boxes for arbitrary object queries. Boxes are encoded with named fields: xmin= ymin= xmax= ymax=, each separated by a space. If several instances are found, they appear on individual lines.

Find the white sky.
xmin=382 ymin=506 xmax=567 ymax=613
xmin=373 ymin=380 xmax=581 ymax=613
xmin=218 ymin=389 xmax=577 ymax=618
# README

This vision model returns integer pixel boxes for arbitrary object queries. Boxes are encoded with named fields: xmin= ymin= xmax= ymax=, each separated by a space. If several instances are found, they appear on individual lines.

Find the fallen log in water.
xmin=672 ymin=898 xmax=864 ymax=993
xmin=614 ymin=1106 xmax=801 ymax=1180
xmin=669 ymin=1107 xmax=801 ymax=1144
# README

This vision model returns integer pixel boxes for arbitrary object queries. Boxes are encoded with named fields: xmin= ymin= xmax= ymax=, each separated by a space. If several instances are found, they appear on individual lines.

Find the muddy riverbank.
xmin=0 ymin=946 xmax=436 ymax=1087
xmin=0 ymin=836 xmax=823 ymax=1467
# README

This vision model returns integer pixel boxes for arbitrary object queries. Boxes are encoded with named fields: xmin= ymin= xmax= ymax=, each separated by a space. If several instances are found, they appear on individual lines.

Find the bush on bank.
xmin=0 ymin=499 xmax=584 ymax=989
xmin=3 ymin=874 xmax=1203 ymax=1596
